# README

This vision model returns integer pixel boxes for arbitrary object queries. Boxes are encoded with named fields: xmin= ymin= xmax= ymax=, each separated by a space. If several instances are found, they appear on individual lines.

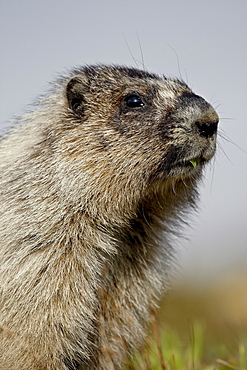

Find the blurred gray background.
xmin=1 ymin=0 xmax=246 ymax=283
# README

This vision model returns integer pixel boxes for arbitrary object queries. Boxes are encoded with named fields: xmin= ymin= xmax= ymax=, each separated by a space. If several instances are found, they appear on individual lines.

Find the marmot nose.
xmin=195 ymin=119 xmax=218 ymax=138
xmin=177 ymin=92 xmax=219 ymax=138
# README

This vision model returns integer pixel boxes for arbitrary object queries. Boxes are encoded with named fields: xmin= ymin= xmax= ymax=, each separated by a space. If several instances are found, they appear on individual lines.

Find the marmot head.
xmin=64 ymin=65 xmax=218 ymax=180
xmin=47 ymin=65 xmax=218 ymax=219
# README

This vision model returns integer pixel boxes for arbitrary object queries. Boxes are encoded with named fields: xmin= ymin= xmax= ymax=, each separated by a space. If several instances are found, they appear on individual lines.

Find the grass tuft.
xmin=126 ymin=320 xmax=247 ymax=369
xmin=125 ymin=274 xmax=247 ymax=370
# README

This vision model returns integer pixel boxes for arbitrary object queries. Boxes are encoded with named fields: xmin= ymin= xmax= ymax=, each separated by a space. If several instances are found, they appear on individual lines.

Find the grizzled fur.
xmin=0 ymin=65 xmax=218 ymax=369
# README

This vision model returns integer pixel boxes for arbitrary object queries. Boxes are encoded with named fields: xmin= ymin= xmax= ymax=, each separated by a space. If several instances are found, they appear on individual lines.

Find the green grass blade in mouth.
xmin=189 ymin=158 xmax=202 ymax=168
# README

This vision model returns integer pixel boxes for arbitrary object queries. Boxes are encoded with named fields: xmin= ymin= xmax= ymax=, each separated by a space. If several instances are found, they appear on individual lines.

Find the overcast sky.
xmin=1 ymin=0 xmax=246 ymax=282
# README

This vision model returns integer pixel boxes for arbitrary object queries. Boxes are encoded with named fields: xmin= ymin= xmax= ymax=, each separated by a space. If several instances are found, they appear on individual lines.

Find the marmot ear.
xmin=66 ymin=74 xmax=89 ymax=118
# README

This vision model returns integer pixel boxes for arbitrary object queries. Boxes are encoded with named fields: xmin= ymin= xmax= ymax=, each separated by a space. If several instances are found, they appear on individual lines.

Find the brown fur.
xmin=0 ymin=65 xmax=218 ymax=369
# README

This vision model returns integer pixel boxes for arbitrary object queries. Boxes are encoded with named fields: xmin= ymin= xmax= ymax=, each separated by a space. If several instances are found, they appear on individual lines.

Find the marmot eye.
xmin=125 ymin=95 xmax=145 ymax=108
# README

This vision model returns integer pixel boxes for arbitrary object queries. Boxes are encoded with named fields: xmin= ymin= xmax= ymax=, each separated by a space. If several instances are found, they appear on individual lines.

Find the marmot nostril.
xmin=195 ymin=119 xmax=218 ymax=138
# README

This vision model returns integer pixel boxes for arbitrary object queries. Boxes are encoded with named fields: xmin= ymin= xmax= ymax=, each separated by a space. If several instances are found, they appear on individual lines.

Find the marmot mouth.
xmin=175 ymin=156 xmax=205 ymax=169
xmin=171 ymin=156 xmax=208 ymax=175
xmin=188 ymin=157 xmax=204 ymax=168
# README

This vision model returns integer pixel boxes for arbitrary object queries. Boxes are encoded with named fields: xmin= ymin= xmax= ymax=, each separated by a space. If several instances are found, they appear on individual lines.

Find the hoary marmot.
xmin=0 ymin=65 xmax=218 ymax=369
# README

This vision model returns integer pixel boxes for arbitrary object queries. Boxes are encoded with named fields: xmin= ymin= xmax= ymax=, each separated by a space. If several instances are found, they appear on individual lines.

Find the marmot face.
xmin=65 ymin=65 xmax=218 ymax=186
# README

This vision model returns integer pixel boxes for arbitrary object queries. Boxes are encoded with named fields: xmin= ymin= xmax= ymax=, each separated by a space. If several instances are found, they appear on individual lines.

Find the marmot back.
xmin=0 ymin=65 xmax=218 ymax=369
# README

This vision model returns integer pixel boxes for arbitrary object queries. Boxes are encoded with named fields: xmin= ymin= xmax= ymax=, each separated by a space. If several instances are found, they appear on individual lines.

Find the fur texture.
xmin=0 ymin=65 xmax=218 ymax=369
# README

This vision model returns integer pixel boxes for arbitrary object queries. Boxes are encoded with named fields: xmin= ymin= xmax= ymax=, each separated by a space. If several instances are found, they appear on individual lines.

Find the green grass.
xmin=126 ymin=320 xmax=247 ymax=370
xmin=125 ymin=276 xmax=247 ymax=370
